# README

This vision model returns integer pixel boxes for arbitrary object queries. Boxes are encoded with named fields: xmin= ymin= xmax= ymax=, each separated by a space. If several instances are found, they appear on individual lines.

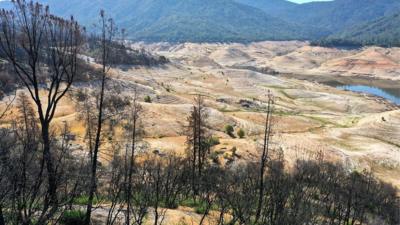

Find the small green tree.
xmin=144 ymin=95 xmax=152 ymax=103
xmin=224 ymin=125 xmax=234 ymax=137
xmin=237 ymin=129 xmax=245 ymax=138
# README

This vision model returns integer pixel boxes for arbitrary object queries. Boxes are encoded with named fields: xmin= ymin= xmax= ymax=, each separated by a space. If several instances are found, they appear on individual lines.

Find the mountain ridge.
xmin=257 ymin=0 xmax=400 ymax=32
xmin=315 ymin=13 xmax=400 ymax=47
xmin=0 ymin=0 xmax=399 ymax=45
xmin=20 ymin=0 xmax=323 ymax=43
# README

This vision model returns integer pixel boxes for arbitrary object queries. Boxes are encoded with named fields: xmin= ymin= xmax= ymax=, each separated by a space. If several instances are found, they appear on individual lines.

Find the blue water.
xmin=337 ymin=85 xmax=400 ymax=105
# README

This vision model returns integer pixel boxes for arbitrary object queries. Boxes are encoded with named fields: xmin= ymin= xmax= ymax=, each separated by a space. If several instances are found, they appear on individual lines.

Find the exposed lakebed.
xmin=336 ymin=85 xmax=400 ymax=105
xmin=281 ymin=74 xmax=400 ymax=106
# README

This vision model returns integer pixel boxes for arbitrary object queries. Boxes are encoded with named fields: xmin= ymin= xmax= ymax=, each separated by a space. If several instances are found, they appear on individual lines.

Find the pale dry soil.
xmin=1 ymin=41 xmax=399 ymax=224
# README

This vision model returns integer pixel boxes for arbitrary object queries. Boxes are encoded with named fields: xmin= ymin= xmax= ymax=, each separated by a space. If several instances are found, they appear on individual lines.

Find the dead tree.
xmin=125 ymin=89 xmax=143 ymax=225
xmin=0 ymin=93 xmax=83 ymax=225
xmin=186 ymin=94 xmax=209 ymax=197
xmin=84 ymin=9 xmax=116 ymax=224
xmin=0 ymin=0 xmax=82 ymax=220
xmin=255 ymin=91 xmax=274 ymax=224
xmin=4 ymin=93 xmax=41 ymax=225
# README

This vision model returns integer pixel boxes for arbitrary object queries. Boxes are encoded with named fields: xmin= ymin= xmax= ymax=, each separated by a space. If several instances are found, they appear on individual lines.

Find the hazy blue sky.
xmin=289 ymin=0 xmax=332 ymax=3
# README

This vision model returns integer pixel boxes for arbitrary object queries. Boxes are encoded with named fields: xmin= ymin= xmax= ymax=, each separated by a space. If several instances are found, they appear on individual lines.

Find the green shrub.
xmin=208 ymin=136 xmax=220 ymax=146
xmin=144 ymin=95 xmax=152 ymax=103
xmin=72 ymin=195 xmax=90 ymax=205
xmin=60 ymin=210 xmax=86 ymax=225
xmin=224 ymin=125 xmax=234 ymax=137
xmin=181 ymin=199 xmax=209 ymax=215
xmin=161 ymin=198 xmax=179 ymax=209
xmin=72 ymin=195 xmax=101 ymax=205
xmin=237 ymin=128 xmax=245 ymax=138
xmin=165 ymin=201 xmax=179 ymax=209
xmin=180 ymin=198 xmax=198 ymax=208
xmin=195 ymin=204 xmax=208 ymax=215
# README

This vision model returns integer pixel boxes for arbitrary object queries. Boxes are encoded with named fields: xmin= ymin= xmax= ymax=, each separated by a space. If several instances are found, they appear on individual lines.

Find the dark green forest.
xmin=2 ymin=0 xmax=399 ymax=45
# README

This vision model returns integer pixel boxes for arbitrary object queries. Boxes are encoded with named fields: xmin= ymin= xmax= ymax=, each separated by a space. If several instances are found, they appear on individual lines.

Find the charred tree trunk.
xmin=41 ymin=122 xmax=57 ymax=205
xmin=85 ymin=67 xmax=106 ymax=225
xmin=0 ymin=2 xmax=81 ymax=223
xmin=197 ymin=103 xmax=202 ymax=180
xmin=153 ymin=163 xmax=161 ymax=225
xmin=191 ymin=110 xmax=198 ymax=197
xmin=85 ymin=12 xmax=107 ymax=225
xmin=344 ymin=176 xmax=355 ymax=225
xmin=126 ymin=93 xmax=141 ymax=225
xmin=255 ymin=94 xmax=273 ymax=224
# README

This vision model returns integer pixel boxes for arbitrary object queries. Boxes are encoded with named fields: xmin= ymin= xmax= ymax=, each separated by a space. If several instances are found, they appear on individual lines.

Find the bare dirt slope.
xmin=139 ymin=41 xmax=400 ymax=80
xmin=132 ymin=41 xmax=400 ymax=188
xmin=1 ymin=41 xmax=399 ymax=191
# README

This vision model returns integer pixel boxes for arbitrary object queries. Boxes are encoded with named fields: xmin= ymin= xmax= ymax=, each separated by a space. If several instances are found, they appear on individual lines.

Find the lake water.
xmin=278 ymin=74 xmax=400 ymax=106
xmin=337 ymin=85 xmax=400 ymax=105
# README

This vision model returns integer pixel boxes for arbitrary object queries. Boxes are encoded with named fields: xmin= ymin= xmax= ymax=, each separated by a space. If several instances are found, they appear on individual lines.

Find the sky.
xmin=289 ymin=0 xmax=332 ymax=3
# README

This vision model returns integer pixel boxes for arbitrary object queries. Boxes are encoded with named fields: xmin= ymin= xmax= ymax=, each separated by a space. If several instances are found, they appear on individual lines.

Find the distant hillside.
xmin=272 ymin=0 xmax=400 ymax=32
xmin=241 ymin=0 xmax=400 ymax=33
xmin=1 ymin=0 xmax=399 ymax=45
xmin=238 ymin=0 xmax=400 ymax=47
xmin=231 ymin=0 xmax=400 ymax=47
xmin=314 ymin=13 xmax=400 ymax=47
xmin=234 ymin=0 xmax=296 ymax=15
xmin=11 ymin=0 xmax=323 ymax=43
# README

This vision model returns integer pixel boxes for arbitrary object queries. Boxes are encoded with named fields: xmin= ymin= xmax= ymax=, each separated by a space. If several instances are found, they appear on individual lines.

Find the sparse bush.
xmin=60 ymin=210 xmax=86 ymax=225
xmin=72 ymin=195 xmax=102 ymax=205
xmin=210 ymin=151 xmax=220 ymax=164
xmin=161 ymin=199 xmax=179 ymax=209
xmin=144 ymin=95 xmax=152 ymax=103
xmin=208 ymin=136 xmax=220 ymax=147
xmin=231 ymin=146 xmax=237 ymax=156
xmin=237 ymin=128 xmax=245 ymax=138
xmin=180 ymin=199 xmax=209 ymax=215
xmin=180 ymin=198 xmax=198 ymax=208
xmin=224 ymin=124 xmax=234 ymax=137
xmin=195 ymin=203 xmax=208 ymax=215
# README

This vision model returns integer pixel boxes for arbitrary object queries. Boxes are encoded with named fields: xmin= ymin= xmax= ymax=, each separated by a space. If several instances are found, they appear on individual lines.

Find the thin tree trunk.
xmin=217 ymin=208 xmax=225 ymax=225
xmin=192 ymin=113 xmax=197 ymax=197
xmin=85 ymin=12 xmax=109 ymax=224
xmin=154 ymin=165 xmax=161 ymax=225
xmin=255 ymin=98 xmax=272 ymax=223
xmin=85 ymin=71 xmax=106 ymax=225
xmin=197 ymin=103 xmax=202 ymax=180
xmin=41 ymin=122 xmax=57 ymax=205
xmin=344 ymin=180 xmax=354 ymax=225
xmin=126 ymin=110 xmax=137 ymax=225
xmin=199 ymin=198 xmax=212 ymax=225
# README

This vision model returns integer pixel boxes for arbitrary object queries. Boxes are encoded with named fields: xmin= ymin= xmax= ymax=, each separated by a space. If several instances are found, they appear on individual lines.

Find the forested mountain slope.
xmin=24 ymin=0 xmax=322 ymax=42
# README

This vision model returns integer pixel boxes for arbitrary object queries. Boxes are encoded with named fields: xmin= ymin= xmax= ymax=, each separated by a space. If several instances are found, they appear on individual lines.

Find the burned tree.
xmin=255 ymin=91 xmax=275 ymax=223
xmin=0 ymin=93 xmax=84 ymax=225
xmin=84 ymin=9 xmax=117 ymax=224
xmin=186 ymin=94 xmax=209 ymax=197
xmin=124 ymin=89 xmax=143 ymax=225
xmin=0 ymin=0 xmax=82 ymax=220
